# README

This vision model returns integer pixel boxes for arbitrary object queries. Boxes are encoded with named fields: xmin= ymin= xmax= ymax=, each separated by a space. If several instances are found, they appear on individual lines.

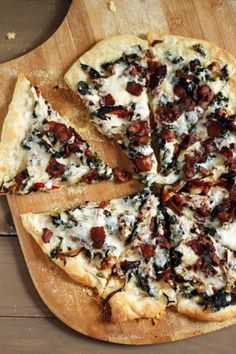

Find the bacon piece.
xmin=90 ymin=226 xmax=106 ymax=249
xmin=230 ymin=185 xmax=236 ymax=202
xmin=207 ymin=120 xmax=222 ymax=138
xmin=46 ymin=157 xmax=65 ymax=178
xmin=174 ymin=85 xmax=188 ymax=99
xmin=195 ymin=85 xmax=214 ymax=109
xmin=165 ymin=194 xmax=184 ymax=215
xmin=216 ymin=199 xmax=234 ymax=224
xmin=194 ymin=206 xmax=210 ymax=222
xmin=113 ymin=167 xmax=131 ymax=183
xmin=99 ymin=200 xmax=108 ymax=209
xmin=42 ymin=228 xmax=53 ymax=243
xmin=161 ymin=127 xmax=175 ymax=142
xmin=220 ymin=146 xmax=233 ymax=160
xmin=150 ymin=216 xmax=157 ymax=233
xmin=188 ymin=179 xmax=210 ymax=195
xmin=155 ymin=102 xmax=181 ymax=122
xmin=96 ymin=105 xmax=128 ymax=119
xmin=149 ymin=64 xmax=167 ymax=90
xmin=156 ymin=235 xmax=171 ymax=249
xmin=126 ymin=82 xmax=143 ymax=96
xmin=183 ymin=155 xmax=195 ymax=180
xmin=81 ymin=169 xmax=98 ymax=184
xmin=100 ymin=94 xmax=115 ymax=106
xmin=140 ymin=243 xmax=156 ymax=258
xmin=201 ymin=138 xmax=217 ymax=153
xmin=44 ymin=120 xmax=72 ymax=144
xmin=127 ymin=120 xmax=150 ymax=145
xmin=15 ymin=170 xmax=28 ymax=188
xmin=134 ymin=153 xmax=153 ymax=172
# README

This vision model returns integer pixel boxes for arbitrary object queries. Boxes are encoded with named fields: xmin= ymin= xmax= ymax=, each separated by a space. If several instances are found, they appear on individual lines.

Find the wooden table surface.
xmin=1 ymin=1 xmax=236 ymax=353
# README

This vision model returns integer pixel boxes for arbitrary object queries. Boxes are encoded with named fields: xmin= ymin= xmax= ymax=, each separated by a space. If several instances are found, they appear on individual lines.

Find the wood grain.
xmin=1 ymin=0 xmax=236 ymax=345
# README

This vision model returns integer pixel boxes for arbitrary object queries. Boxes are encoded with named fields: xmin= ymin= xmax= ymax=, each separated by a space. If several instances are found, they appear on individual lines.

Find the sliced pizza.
xmin=64 ymin=35 xmax=158 ymax=185
xmin=0 ymin=75 xmax=116 ymax=194
xmin=147 ymin=34 xmax=236 ymax=183
xmin=21 ymin=188 xmax=153 ymax=296
xmin=102 ymin=193 xmax=178 ymax=321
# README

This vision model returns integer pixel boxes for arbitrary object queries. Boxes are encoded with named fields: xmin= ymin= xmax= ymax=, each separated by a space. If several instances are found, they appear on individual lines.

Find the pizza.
xmin=1 ymin=34 xmax=236 ymax=324
xmin=0 ymin=75 xmax=130 ymax=194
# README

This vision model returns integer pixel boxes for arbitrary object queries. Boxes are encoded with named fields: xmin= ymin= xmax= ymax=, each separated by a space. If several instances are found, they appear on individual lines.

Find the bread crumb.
xmin=6 ymin=31 xmax=16 ymax=40
xmin=108 ymin=1 xmax=116 ymax=12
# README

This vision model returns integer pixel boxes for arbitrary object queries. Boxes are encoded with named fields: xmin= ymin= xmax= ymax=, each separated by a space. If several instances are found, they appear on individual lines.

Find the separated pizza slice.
xmin=64 ymin=35 xmax=158 ymax=185
xmin=21 ymin=188 xmax=151 ymax=295
xmin=147 ymin=34 xmax=236 ymax=182
xmin=170 ymin=75 xmax=236 ymax=183
xmin=0 ymin=75 xmax=115 ymax=194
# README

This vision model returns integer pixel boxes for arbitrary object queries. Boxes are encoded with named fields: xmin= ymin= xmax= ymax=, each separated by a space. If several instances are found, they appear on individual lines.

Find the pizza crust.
xmin=64 ymin=34 xmax=148 ymax=92
xmin=108 ymin=288 xmax=167 ymax=322
xmin=147 ymin=33 xmax=236 ymax=74
xmin=0 ymin=75 xmax=33 ymax=185
xmin=177 ymin=296 xmax=236 ymax=322
xmin=21 ymin=213 xmax=108 ymax=295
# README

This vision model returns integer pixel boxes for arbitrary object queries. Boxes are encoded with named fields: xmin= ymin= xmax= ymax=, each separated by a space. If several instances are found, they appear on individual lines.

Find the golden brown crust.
xmin=64 ymin=34 xmax=148 ymax=92
xmin=0 ymin=75 xmax=33 ymax=184
xmin=108 ymin=289 xmax=167 ymax=322
xmin=21 ymin=213 xmax=108 ymax=295
xmin=177 ymin=296 xmax=236 ymax=322
xmin=147 ymin=33 xmax=236 ymax=73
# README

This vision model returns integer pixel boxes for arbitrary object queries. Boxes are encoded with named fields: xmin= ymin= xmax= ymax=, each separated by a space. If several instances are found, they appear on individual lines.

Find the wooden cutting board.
xmin=1 ymin=0 xmax=236 ymax=345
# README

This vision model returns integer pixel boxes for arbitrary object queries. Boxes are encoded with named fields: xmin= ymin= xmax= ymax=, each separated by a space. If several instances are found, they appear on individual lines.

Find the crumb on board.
xmin=108 ymin=0 xmax=116 ymax=12
xmin=6 ymin=31 xmax=16 ymax=40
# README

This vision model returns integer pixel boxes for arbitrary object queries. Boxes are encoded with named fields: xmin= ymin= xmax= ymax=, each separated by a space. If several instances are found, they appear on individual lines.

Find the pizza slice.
xmin=0 ymin=75 xmax=116 ymax=194
xmin=170 ymin=75 xmax=236 ymax=183
xmin=102 ymin=193 xmax=178 ymax=321
xmin=147 ymin=34 xmax=236 ymax=183
xmin=21 ymin=188 xmax=151 ymax=295
xmin=64 ymin=35 xmax=158 ymax=185
xmin=161 ymin=178 xmax=236 ymax=321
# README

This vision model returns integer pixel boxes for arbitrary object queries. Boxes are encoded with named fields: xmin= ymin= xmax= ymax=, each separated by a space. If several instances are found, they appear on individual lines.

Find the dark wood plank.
xmin=0 ymin=197 xmax=15 ymax=235
xmin=0 ymin=237 xmax=52 ymax=317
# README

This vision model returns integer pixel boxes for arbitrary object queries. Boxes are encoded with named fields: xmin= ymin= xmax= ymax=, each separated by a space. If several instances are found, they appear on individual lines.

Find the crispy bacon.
xmin=90 ymin=226 xmax=106 ymax=249
xmin=140 ymin=243 xmax=156 ymax=258
xmin=195 ymin=85 xmax=214 ymax=109
xmin=81 ymin=169 xmax=98 ymax=184
xmin=42 ymin=228 xmax=53 ymax=243
xmin=100 ymin=258 xmax=110 ymax=270
xmin=46 ymin=157 xmax=65 ymax=178
xmin=187 ymin=236 xmax=220 ymax=267
xmin=215 ymin=199 xmax=235 ymax=224
xmin=15 ymin=170 xmax=28 ymax=188
xmin=165 ymin=194 xmax=184 ymax=215
xmin=156 ymin=235 xmax=171 ymax=249
xmin=188 ymin=179 xmax=210 ymax=195
xmin=161 ymin=127 xmax=176 ymax=142
xmin=206 ymin=120 xmax=222 ymax=138
xmin=149 ymin=63 xmax=167 ymax=90
xmin=113 ymin=167 xmax=131 ymax=183
xmin=183 ymin=154 xmax=195 ymax=180
xmin=126 ymin=82 xmax=143 ymax=96
xmin=96 ymin=105 xmax=128 ymax=119
xmin=127 ymin=120 xmax=150 ymax=145
xmin=201 ymin=138 xmax=217 ymax=153
xmin=100 ymin=94 xmax=115 ymax=106
xmin=44 ymin=120 xmax=72 ymax=143
xmin=230 ymin=185 xmax=236 ymax=202
xmin=134 ymin=153 xmax=153 ymax=172
xmin=155 ymin=102 xmax=181 ymax=122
